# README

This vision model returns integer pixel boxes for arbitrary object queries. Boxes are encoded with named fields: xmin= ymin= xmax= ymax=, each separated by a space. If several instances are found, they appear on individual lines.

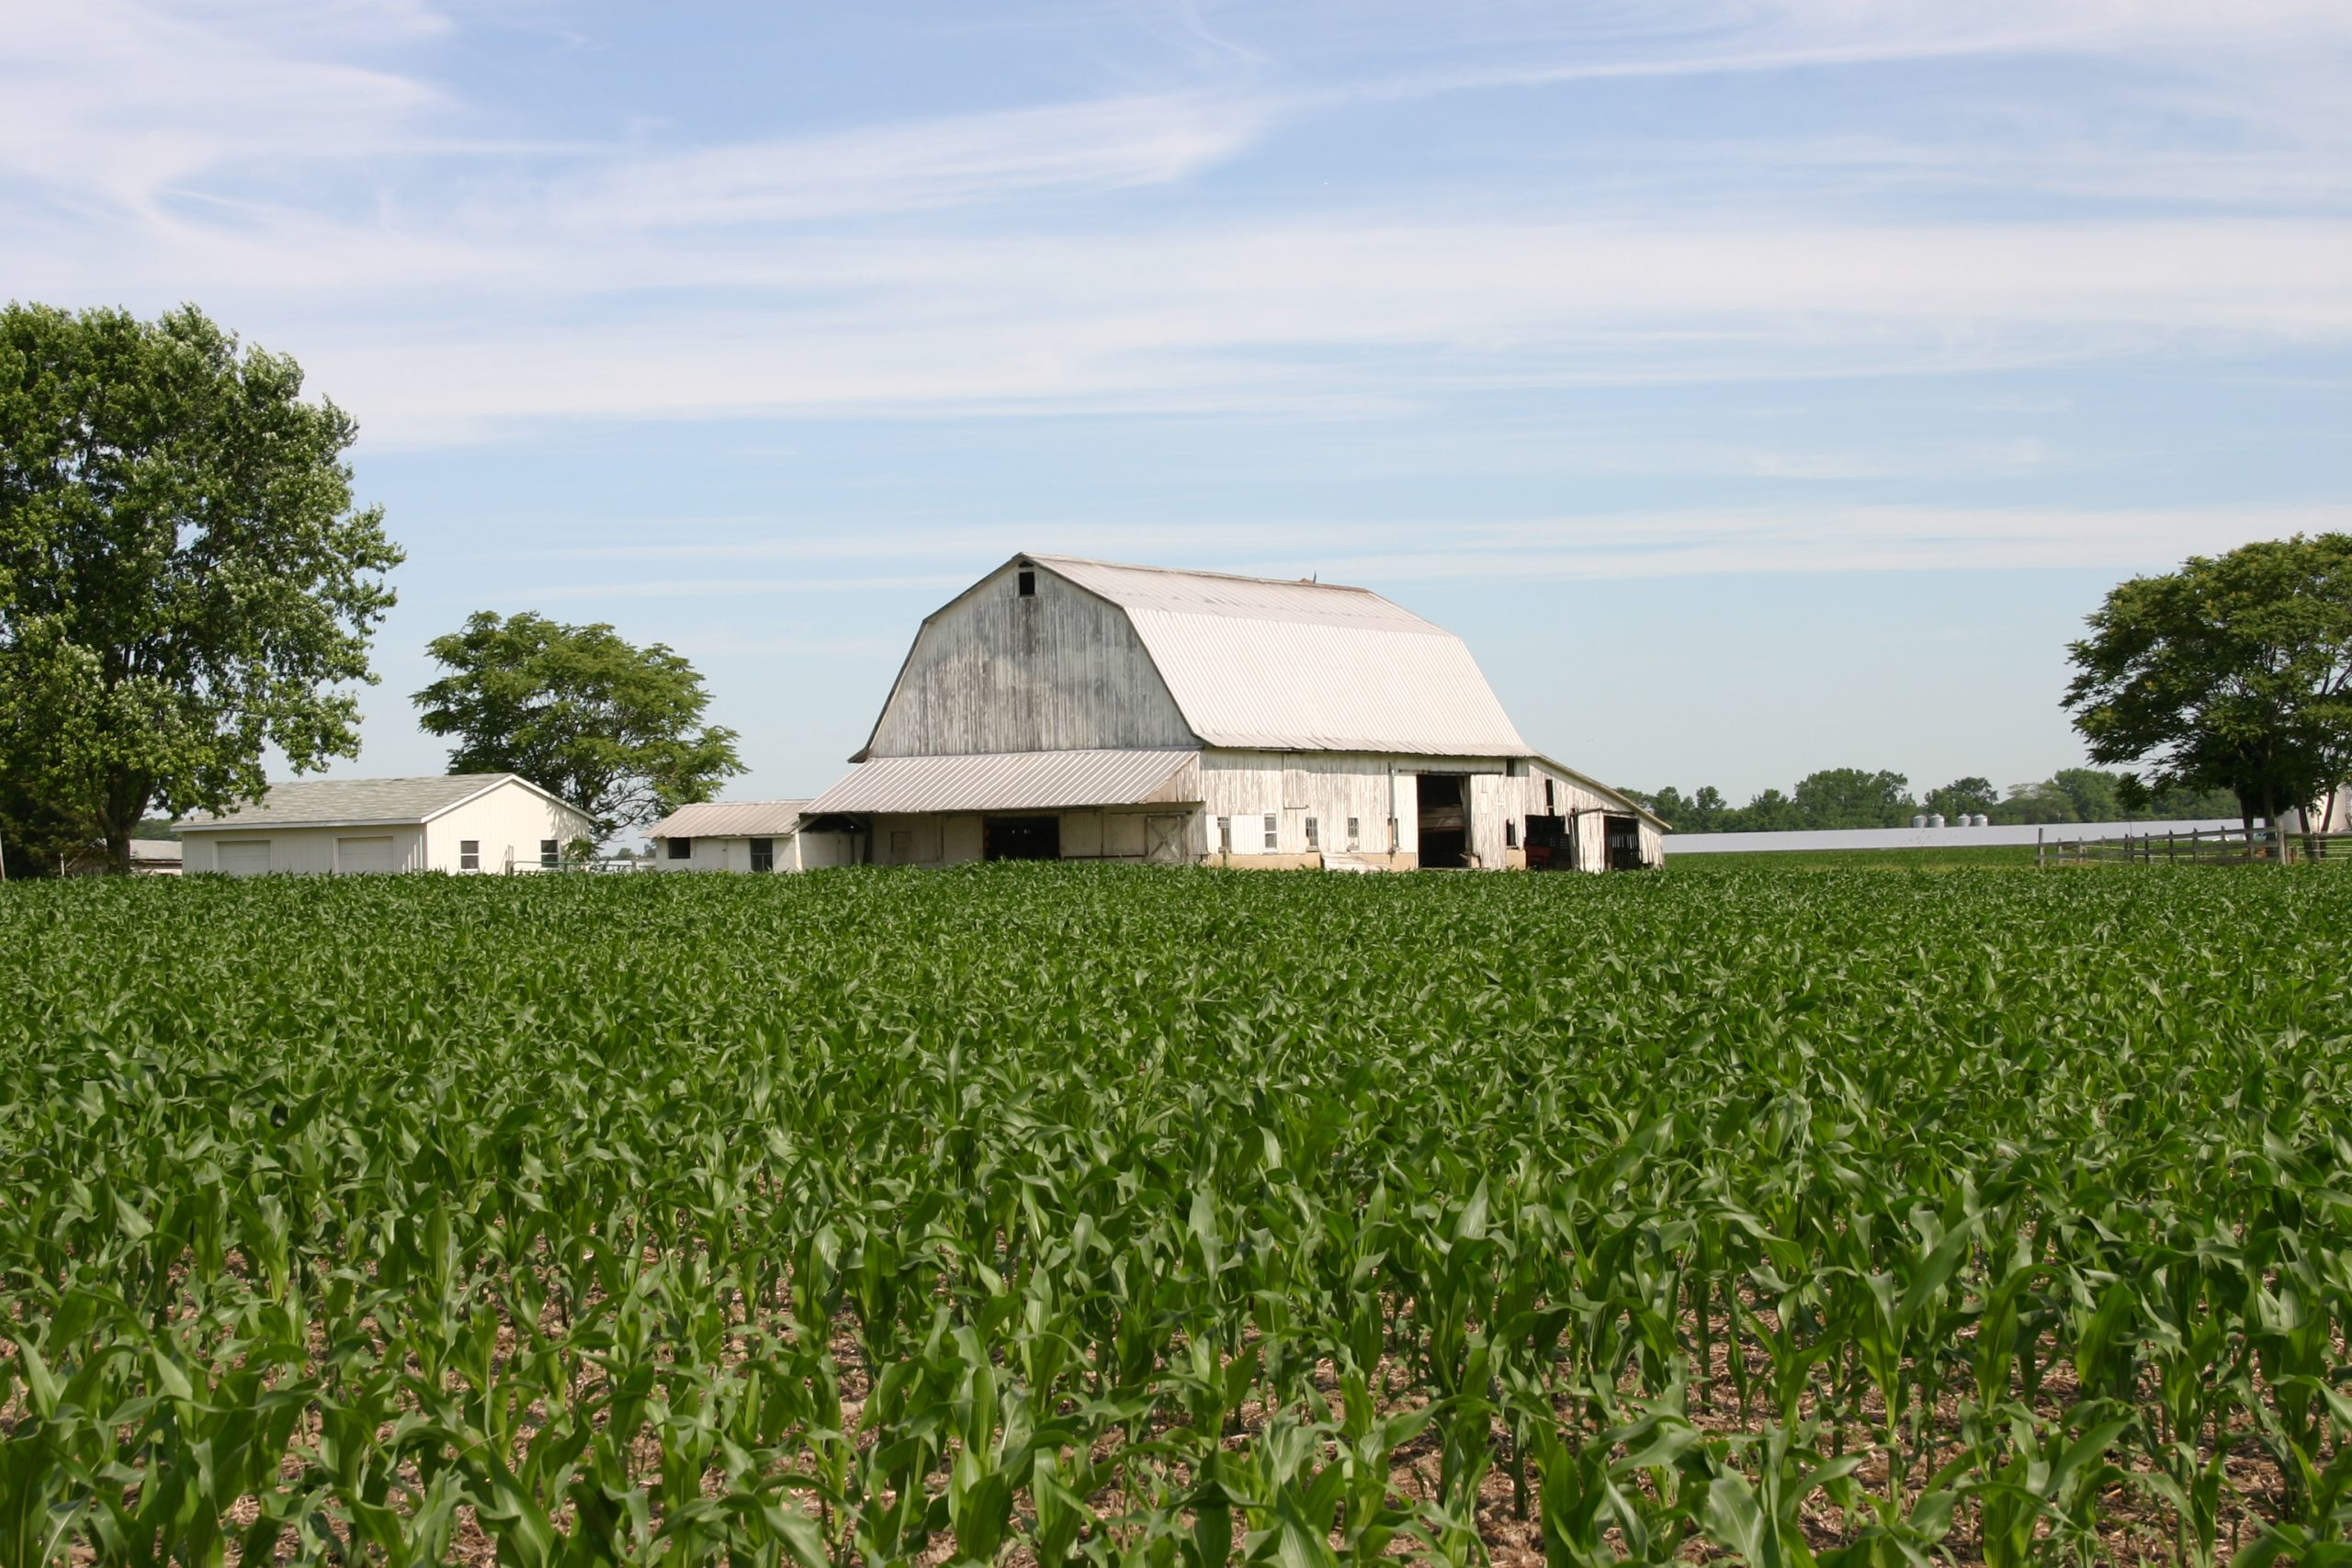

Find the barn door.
xmin=336 ymin=836 xmax=395 ymax=874
xmin=217 ymin=840 xmax=272 ymax=876
xmin=1145 ymin=813 xmax=1186 ymax=863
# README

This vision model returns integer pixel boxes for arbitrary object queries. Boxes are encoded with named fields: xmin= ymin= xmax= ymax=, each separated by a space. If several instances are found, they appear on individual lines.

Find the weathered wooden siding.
xmin=865 ymin=564 xmax=1197 ymax=757
xmin=863 ymin=807 xmax=1196 ymax=865
xmin=1501 ymin=761 xmax=1661 ymax=870
xmin=1201 ymin=750 xmax=1429 ymax=856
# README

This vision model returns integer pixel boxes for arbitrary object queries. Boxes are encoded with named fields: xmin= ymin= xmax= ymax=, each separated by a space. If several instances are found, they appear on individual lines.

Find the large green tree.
xmin=1792 ymin=767 xmax=1914 ymax=829
xmin=0 ymin=303 xmax=401 ymax=873
xmin=2065 ymin=535 xmax=2352 ymax=829
xmin=413 ymin=612 xmax=743 ymax=839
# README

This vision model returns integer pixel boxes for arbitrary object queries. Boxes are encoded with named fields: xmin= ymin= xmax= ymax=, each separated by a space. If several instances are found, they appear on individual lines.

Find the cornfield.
xmin=3 ymin=863 xmax=2349 ymax=1566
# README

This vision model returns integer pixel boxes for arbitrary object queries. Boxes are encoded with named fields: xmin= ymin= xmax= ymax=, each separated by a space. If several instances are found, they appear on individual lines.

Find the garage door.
xmin=335 ymin=836 xmax=396 ymax=874
xmin=216 ymin=840 xmax=272 ymax=876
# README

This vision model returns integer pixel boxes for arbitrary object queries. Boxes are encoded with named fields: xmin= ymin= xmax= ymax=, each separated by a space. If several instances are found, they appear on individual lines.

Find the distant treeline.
xmin=1618 ymin=768 xmax=2242 ymax=834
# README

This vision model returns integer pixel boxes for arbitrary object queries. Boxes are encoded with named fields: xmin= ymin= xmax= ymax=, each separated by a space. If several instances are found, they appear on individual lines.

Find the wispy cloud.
xmin=501 ymin=504 xmax=2352 ymax=597
xmin=3 ymin=0 xmax=2347 ymax=447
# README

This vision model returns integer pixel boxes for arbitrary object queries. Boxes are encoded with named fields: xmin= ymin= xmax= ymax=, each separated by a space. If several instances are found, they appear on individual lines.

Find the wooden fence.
xmin=2038 ymin=825 xmax=2352 ymax=867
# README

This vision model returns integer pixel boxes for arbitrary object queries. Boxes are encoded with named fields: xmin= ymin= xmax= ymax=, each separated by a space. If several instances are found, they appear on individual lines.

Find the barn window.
xmin=1346 ymin=816 xmax=1361 ymax=849
xmin=667 ymin=837 xmax=692 ymax=860
xmin=751 ymin=838 xmax=775 ymax=873
xmin=1305 ymin=817 xmax=1319 ymax=850
xmin=539 ymin=839 xmax=559 ymax=868
xmin=1262 ymin=813 xmax=1278 ymax=851
xmin=1017 ymin=569 xmax=1036 ymax=598
xmin=1544 ymin=779 xmax=1555 ymax=815
xmin=1506 ymin=819 xmax=1520 ymax=849
xmin=459 ymin=840 xmax=480 ymax=871
xmin=1216 ymin=817 xmax=1232 ymax=853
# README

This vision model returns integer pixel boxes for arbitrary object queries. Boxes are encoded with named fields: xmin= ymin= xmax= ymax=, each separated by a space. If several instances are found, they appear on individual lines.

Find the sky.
xmin=5 ymin=0 xmax=2349 ymax=807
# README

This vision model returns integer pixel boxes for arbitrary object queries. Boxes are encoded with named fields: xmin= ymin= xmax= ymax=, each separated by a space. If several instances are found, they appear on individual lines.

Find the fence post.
xmin=2036 ymin=827 xmax=2044 ymax=870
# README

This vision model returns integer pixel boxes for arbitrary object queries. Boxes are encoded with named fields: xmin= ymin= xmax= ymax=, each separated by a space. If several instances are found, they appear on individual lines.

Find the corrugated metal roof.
xmin=806 ymin=750 xmax=1198 ymax=815
xmin=645 ymin=800 xmax=811 ymax=839
xmin=176 ymin=773 xmax=584 ymax=830
xmin=1030 ymin=556 xmax=1532 ymax=757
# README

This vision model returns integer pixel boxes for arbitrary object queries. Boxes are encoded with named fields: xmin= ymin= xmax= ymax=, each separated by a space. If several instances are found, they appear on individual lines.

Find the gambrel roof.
xmin=1033 ymin=556 xmax=1532 ymax=756
xmin=862 ymin=554 xmax=1534 ymax=760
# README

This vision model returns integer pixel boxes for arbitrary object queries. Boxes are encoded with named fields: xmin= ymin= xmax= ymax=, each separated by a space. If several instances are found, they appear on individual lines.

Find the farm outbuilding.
xmin=176 ymin=774 xmax=594 ymax=875
xmin=643 ymin=799 xmax=858 ymax=872
xmin=802 ymin=554 xmax=1662 ymax=871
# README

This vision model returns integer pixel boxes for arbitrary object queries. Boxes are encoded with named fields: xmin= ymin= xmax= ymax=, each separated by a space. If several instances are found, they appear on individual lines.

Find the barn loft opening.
xmin=1017 ymin=568 xmax=1036 ymax=597
xmin=1416 ymin=773 xmax=1469 ymax=868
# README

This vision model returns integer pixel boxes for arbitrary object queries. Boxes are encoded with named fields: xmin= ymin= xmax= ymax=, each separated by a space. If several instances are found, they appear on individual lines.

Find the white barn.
xmin=800 ymin=554 xmax=1663 ymax=871
xmin=177 ymin=774 xmax=594 ymax=875
xmin=644 ymin=799 xmax=858 ymax=872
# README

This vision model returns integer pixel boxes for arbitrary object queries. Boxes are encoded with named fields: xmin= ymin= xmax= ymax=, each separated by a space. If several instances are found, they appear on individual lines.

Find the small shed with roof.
xmin=642 ymin=799 xmax=855 ymax=873
xmin=176 ymin=773 xmax=594 ymax=875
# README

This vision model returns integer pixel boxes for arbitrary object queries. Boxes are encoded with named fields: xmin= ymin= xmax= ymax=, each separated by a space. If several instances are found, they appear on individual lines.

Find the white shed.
xmin=804 ymin=554 xmax=1664 ymax=871
xmin=176 ymin=774 xmax=595 ymax=875
xmin=643 ymin=799 xmax=856 ymax=872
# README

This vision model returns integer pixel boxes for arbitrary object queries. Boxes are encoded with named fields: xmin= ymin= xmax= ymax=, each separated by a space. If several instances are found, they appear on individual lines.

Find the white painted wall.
xmin=425 ymin=784 xmax=595 ymax=873
xmin=650 ymin=834 xmax=789 ymax=873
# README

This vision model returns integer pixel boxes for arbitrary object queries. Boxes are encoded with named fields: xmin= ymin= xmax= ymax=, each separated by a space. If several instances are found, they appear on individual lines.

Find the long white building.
xmin=797 ymin=554 xmax=1662 ymax=871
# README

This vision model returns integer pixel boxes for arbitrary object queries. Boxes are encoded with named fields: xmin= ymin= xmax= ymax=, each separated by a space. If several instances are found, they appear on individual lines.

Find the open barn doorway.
xmin=985 ymin=816 xmax=1061 ymax=862
xmin=1416 ymin=773 xmax=1469 ymax=868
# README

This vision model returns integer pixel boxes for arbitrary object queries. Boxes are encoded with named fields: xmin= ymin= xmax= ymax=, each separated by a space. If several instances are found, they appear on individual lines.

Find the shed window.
xmin=1305 ymin=816 xmax=1319 ymax=851
xmin=1017 ymin=568 xmax=1036 ymax=597
xmin=459 ymin=839 xmax=481 ymax=871
xmin=1505 ymin=819 xmax=1519 ymax=849
xmin=1217 ymin=816 xmax=1232 ymax=854
xmin=1346 ymin=816 xmax=1361 ymax=849
xmin=1262 ymin=813 xmax=1278 ymax=851
xmin=667 ymin=837 xmax=692 ymax=860
xmin=539 ymin=839 xmax=559 ymax=868
xmin=751 ymin=837 xmax=775 ymax=873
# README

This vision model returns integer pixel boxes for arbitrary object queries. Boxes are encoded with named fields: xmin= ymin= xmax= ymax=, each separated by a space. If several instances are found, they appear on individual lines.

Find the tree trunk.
xmin=99 ymin=770 xmax=150 ymax=875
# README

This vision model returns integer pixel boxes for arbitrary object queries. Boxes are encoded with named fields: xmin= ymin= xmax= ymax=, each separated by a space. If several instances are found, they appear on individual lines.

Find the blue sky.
xmin=6 ymin=0 xmax=2348 ymax=807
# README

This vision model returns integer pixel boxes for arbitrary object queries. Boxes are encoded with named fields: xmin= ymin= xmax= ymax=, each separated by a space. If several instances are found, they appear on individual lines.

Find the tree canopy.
xmin=413 ymin=611 xmax=743 ymax=840
xmin=0 ymin=302 xmax=401 ymax=873
xmin=2064 ymin=534 xmax=2352 ymax=827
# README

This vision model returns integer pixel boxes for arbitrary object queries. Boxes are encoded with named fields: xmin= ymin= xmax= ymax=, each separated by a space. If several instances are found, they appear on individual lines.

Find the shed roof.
xmin=176 ymin=773 xmax=585 ymax=830
xmin=645 ymin=800 xmax=811 ymax=839
xmin=806 ymin=750 xmax=1198 ymax=816
xmin=1028 ymin=556 xmax=1532 ymax=757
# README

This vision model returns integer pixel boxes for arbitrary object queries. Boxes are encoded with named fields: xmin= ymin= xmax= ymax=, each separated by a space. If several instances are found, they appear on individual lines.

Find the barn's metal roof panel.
xmin=1028 ymin=556 xmax=1532 ymax=757
xmin=806 ymin=750 xmax=1199 ymax=816
xmin=645 ymin=800 xmax=811 ymax=839
xmin=176 ymin=773 xmax=582 ymax=830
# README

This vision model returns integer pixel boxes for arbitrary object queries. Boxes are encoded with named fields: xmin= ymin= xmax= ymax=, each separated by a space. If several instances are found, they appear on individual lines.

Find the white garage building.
xmin=177 ymin=774 xmax=594 ymax=875
xmin=801 ymin=554 xmax=1663 ymax=871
